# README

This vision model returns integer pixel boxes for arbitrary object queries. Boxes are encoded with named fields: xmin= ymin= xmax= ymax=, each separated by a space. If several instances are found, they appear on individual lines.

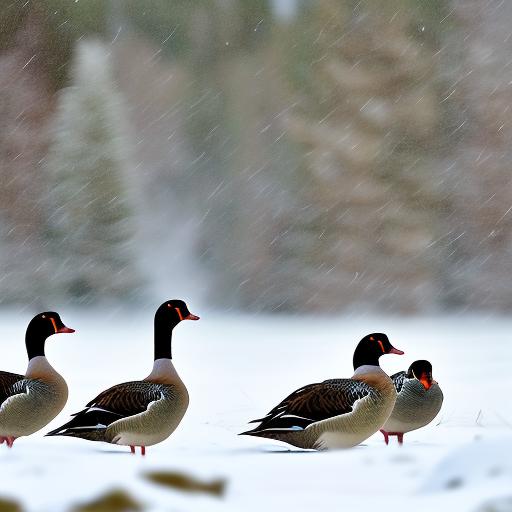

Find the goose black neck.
xmin=353 ymin=342 xmax=381 ymax=370
xmin=154 ymin=316 xmax=179 ymax=360
xmin=25 ymin=327 xmax=47 ymax=360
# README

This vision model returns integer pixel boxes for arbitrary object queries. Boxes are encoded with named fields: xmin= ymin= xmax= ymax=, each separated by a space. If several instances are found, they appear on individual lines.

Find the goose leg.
xmin=397 ymin=433 xmax=404 ymax=445
xmin=0 ymin=436 xmax=5 ymax=445
xmin=6 ymin=437 xmax=16 ymax=448
xmin=130 ymin=445 xmax=135 ymax=454
xmin=140 ymin=446 xmax=146 ymax=456
xmin=380 ymin=430 xmax=389 ymax=445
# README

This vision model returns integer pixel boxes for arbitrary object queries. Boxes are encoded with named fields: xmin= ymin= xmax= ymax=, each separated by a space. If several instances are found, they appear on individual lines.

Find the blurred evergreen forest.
xmin=1 ymin=0 xmax=511 ymax=313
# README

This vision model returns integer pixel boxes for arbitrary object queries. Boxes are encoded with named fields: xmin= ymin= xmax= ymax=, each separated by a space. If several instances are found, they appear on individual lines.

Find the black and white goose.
xmin=240 ymin=333 xmax=404 ymax=450
xmin=380 ymin=359 xmax=443 ymax=445
xmin=47 ymin=300 xmax=199 ymax=455
xmin=0 ymin=312 xmax=74 ymax=448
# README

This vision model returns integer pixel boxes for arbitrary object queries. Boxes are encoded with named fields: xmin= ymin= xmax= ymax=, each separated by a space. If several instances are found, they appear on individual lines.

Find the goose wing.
xmin=390 ymin=371 xmax=407 ymax=393
xmin=85 ymin=381 xmax=164 ymax=417
xmin=243 ymin=378 xmax=372 ymax=434
xmin=46 ymin=381 xmax=165 ymax=436
xmin=0 ymin=371 xmax=26 ymax=409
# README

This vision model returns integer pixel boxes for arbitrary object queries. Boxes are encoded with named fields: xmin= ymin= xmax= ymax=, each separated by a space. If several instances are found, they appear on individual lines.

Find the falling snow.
xmin=1 ymin=1 xmax=512 ymax=508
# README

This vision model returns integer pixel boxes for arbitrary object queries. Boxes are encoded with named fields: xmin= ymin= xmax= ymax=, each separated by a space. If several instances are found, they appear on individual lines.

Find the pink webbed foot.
xmin=380 ymin=430 xmax=389 ymax=445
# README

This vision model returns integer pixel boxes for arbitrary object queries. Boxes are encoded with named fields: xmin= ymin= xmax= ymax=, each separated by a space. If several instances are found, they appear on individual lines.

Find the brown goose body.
xmin=241 ymin=333 xmax=404 ymax=450
xmin=0 ymin=359 xmax=68 ymax=438
xmin=249 ymin=366 xmax=396 ymax=450
xmin=54 ymin=360 xmax=189 ymax=447
xmin=0 ymin=312 xmax=74 ymax=446
xmin=47 ymin=300 xmax=198 ymax=453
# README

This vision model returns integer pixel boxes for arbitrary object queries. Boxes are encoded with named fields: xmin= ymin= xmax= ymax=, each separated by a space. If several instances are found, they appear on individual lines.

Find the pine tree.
xmin=274 ymin=1 xmax=444 ymax=312
xmin=0 ymin=7 xmax=56 ymax=307
xmin=438 ymin=0 xmax=512 ymax=311
xmin=45 ymin=39 xmax=143 ymax=304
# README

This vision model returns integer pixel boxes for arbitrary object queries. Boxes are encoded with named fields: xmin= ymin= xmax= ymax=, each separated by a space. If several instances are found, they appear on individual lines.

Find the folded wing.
xmin=0 ymin=371 xmax=26 ymax=411
xmin=242 ymin=379 xmax=372 ymax=434
xmin=390 ymin=371 xmax=407 ymax=394
xmin=46 ymin=381 xmax=165 ymax=436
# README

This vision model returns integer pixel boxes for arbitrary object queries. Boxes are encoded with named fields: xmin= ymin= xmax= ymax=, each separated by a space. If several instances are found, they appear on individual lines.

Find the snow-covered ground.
xmin=1 ymin=310 xmax=511 ymax=511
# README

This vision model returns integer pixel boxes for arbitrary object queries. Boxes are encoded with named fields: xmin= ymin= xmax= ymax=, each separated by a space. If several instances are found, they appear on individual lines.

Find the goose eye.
xmin=369 ymin=336 xmax=374 ymax=341
xmin=42 ymin=315 xmax=46 ymax=319
xmin=167 ymin=304 xmax=172 ymax=308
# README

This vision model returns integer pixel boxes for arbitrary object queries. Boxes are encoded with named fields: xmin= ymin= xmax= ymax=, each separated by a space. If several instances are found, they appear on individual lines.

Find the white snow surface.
xmin=1 ymin=311 xmax=511 ymax=511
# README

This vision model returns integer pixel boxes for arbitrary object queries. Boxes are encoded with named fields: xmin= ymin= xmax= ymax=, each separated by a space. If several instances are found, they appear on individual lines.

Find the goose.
xmin=0 ymin=312 xmax=74 ymax=448
xmin=380 ymin=360 xmax=443 ymax=445
xmin=47 ymin=300 xmax=199 ymax=455
xmin=240 ymin=333 xmax=404 ymax=450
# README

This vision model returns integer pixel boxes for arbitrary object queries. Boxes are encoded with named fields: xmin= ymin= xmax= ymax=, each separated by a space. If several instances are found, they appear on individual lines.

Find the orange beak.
xmin=185 ymin=313 xmax=200 ymax=321
xmin=50 ymin=317 xmax=75 ymax=334
xmin=57 ymin=326 xmax=75 ymax=334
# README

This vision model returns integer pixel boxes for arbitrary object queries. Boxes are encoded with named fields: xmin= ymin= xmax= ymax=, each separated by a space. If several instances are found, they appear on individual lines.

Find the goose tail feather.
xmin=46 ymin=407 xmax=120 ymax=441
